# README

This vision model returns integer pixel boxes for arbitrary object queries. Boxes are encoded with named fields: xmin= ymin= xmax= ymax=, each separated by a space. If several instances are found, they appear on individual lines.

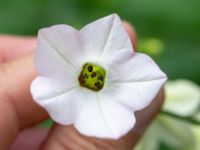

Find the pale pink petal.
xmin=36 ymin=24 xmax=84 ymax=79
xmin=31 ymin=14 xmax=167 ymax=140
xmin=31 ymin=76 xmax=78 ymax=100
xmin=75 ymin=92 xmax=135 ymax=139
xmin=103 ymin=53 xmax=167 ymax=111
xmin=33 ymin=87 xmax=86 ymax=125
xmin=80 ymin=14 xmax=134 ymax=69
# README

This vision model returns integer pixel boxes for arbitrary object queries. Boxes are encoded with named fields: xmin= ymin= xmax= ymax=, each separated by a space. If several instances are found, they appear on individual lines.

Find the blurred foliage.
xmin=164 ymin=80 xmax=200 ymax=117
xmin=135 ymin=79 xmax=200 ymax=150
xmin=135 ymin=115 xmax=195 ymax=150
xmin=138 ymin=38 xmax=164 ymax=55
xmin=0 ymin=0 xmax=200 ymax=84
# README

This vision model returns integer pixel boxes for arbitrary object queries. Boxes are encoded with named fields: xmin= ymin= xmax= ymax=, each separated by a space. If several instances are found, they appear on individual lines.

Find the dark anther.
xmin=95 ymin=82 xmax=101 ymax=88
xmin=83 ymin=73 xmax=89 ymax=78
xmin=87 ymin=66 xmax=93 ymax=72
xmin=91 ymin=72 xmax=97 ymax=78
xmin=98 ymin=75 xmax=103 ymax=81
xmin=78 ymin=75 xmax=85 ymax=85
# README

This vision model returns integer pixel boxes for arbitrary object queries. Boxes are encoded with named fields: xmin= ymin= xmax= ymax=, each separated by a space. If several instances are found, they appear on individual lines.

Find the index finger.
xmin=0 ymin=22 xmax=137 ymax=63
xmin=0 ymin=22 xmax=137 ymax=149
xmin=0 ymin=35 xmax=36 ymax=62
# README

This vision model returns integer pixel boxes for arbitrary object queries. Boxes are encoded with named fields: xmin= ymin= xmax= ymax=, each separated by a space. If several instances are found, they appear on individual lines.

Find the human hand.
xmin=0 ymin=22 xmax=164 ymax=150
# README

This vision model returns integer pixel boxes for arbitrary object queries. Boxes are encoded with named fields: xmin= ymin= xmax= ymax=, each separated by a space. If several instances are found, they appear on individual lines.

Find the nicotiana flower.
xmin=135 ymin=79 xmax=200 ymax=150
xmin=164 ymin=79 xmax=200 ymax=117
xmin=135 ymin=115 xmax=194 ymax=150
xmin=31 ymin=14 xmax=167 ymax=139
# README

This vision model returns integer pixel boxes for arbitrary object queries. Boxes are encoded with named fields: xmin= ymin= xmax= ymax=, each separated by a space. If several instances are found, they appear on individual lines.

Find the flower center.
xmin=78 ymin=63 xmax=106 ymax=92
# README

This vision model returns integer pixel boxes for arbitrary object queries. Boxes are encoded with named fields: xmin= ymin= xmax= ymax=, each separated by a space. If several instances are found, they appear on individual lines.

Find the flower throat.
xmin=78 ymin=63 xmax=106 ymax=92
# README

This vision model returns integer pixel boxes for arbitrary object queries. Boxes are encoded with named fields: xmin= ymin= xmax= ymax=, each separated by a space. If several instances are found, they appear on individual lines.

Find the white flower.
xmin=30 ymin=14 xmax=167 ymax=139
xmin=135 ymin=115 xmax=194 ymax=150
xmin=135 ymin=79 xmax=200 ymax=150
xmin=164 ymin=79 xmax=200 ymax=116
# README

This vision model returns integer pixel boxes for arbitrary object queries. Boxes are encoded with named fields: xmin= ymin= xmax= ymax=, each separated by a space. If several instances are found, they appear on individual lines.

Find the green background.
xmin=0 ymin=0 xmax=200 ymax=84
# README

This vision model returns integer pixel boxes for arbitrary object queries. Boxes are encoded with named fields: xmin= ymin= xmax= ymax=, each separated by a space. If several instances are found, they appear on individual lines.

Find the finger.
xmin=123 ymin=21 xmax=137 ymax=50
xmin=0 ymin=54 xmax=48 ymax=149
xmin=0 ymin=22 xmax=135 ymax=63
xmin=11 ymin=128 xmax=49 ymax=150
xmin=0 ymin=22 xmax=136 ymax=127
xmin=0 ymin=23 xmax=136 ymax=149
xmin=0 ymin=35 xmax=36 ymax=62
xmin=41 ymin=89 xmax=164 ymax=150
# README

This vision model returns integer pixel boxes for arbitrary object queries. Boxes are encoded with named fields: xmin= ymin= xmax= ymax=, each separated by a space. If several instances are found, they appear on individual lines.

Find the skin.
xmin=0 ymin=22 xmax=164 ymax=150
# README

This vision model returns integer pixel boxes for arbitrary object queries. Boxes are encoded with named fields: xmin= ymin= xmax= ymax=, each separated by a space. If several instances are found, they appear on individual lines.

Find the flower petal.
xmin=36 ymin=24 xmax=83 ymax=78
xmin=104 ymin=53 xmax=167 ymax=111
xmin=80 ymin=14 xmax=133 ymax=69
xmin=102 ymin=80 xmax=165 ymax=111
xmin=75 ymin=92 xmax=135 ymax=139
xmin=31 ymin=76 xmax=77 ymax=100
xmin=107 ymin=53 xmax=167 ymax=83
xmin=32 ymin=87 xmax=85 ymax=125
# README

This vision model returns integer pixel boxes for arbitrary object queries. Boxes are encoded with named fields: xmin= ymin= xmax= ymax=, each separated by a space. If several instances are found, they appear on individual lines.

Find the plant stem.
xmin=160 ymin=110 xmax=200 ymax=125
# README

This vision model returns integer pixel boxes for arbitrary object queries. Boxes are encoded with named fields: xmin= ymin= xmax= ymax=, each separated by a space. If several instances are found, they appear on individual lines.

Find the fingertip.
xmin=11 ymin=128 xmax=49 ymax=150
xmin=123 ymin=21 xmax=138 ymax=50
xmin=0 ymin=35 xmax=36 ymax=62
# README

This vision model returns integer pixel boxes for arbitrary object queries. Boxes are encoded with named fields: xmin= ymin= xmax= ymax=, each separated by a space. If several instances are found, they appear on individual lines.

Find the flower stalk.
xmin=161 ymin=110 xmax=200 ymax=125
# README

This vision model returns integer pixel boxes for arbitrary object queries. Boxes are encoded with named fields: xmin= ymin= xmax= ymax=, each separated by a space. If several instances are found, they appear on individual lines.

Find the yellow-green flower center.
xmin=78 ymin=63 xmax=106 ymax=92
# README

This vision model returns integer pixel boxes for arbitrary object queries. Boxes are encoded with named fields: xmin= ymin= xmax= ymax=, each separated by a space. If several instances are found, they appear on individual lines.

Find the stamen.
xmin=78 ymin=63 xmax=106 ymax=92
xmin=87 ymin=66 xmax=93 ymax=72
xmin=83 ymin=73 xmax=89 ymax=79
xmin=95 ymin=82 xmax=101 ymax=89
xmin=98 ymin=75 xmax=103 ymax=81
xmin=91 ymin=72 xmax=97 ymax=78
